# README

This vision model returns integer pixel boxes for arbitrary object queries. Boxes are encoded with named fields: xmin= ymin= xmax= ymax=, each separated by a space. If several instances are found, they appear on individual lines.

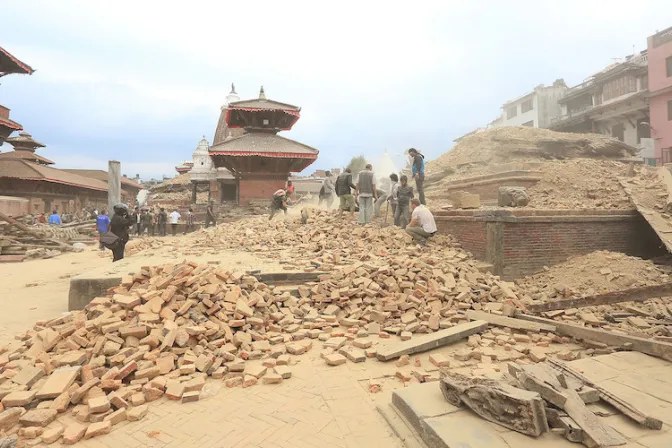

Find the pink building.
xmin=648 ymin=26 xmax=672 ymax=162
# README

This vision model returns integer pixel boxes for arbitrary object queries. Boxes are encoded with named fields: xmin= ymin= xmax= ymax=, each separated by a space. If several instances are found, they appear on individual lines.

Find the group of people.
xmin=126 ymin=207 xmax=193 ymax=237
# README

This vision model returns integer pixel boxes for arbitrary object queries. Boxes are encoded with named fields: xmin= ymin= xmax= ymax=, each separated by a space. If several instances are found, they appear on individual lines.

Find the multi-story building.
xmin=494 ymin=80 xmax=568 ymax=129
xmin=550 ymin=52 xmax=651 ymax=150
xmin=648 ymin=26 xmax=672 ymax=163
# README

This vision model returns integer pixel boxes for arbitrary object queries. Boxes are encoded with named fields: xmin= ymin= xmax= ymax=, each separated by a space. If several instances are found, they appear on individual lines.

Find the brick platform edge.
xmin=433 ymin=208 xmax=665 ymax=280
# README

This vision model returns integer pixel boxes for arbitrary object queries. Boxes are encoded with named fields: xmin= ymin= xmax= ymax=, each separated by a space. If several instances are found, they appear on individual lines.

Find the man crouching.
xmin=406 ymin=199 xmax=437 ymax=245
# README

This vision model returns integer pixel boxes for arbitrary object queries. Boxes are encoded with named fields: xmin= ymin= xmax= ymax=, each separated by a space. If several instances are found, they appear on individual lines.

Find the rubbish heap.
xmin=0 ymin=212 xmax=75 ymax=261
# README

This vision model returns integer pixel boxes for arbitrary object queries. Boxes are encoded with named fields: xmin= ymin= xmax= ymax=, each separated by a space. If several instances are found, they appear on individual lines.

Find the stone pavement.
xmin=69 ymin=343 xmax=405 ymax=448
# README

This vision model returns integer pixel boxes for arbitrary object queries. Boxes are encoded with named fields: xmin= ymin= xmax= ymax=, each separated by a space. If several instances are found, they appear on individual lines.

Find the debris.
xmin=498 ymin=186 xmax=530 ymax=207
xmin=465 ymin=310 xmax=556 ymax=333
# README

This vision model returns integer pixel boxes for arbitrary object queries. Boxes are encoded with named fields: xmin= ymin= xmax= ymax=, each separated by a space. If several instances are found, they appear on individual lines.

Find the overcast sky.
xmin=1 ymin=1 xmax=670 ymax=179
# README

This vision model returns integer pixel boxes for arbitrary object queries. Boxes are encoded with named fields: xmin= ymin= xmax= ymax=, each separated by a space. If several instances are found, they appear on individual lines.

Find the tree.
xmin=347 ymin=155 xmax=368 ymax=178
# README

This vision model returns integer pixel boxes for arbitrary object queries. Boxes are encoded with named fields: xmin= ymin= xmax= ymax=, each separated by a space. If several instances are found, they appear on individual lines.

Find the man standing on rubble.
xmin=395 ymin=175 xmax=414 ymax=229
xmin=406 ymin=198 xmax=437 ymax=245
xmin=408 ymin=148 xmax=426 ymax=205
xmin=355 ymin=164 xmax=377 ymax=225
xmin=335 ymin=168 xmax=356 ymax=219
xmin=205 ymin=201 xmax=217 ymax=228
xmin=110 ymin=203 xmax=133 ymax=262
xmin=157 ymin=208 xmax=167 ymax=236
xmin=169 ymin=209 xmax=181 ymax=236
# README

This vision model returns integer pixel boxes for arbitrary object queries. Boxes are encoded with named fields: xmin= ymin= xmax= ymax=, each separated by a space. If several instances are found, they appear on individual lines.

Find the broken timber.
xmin=510 ymin=364 xmax=626 ymax=447
xmin=375 ymin=320 xmax=488 ymax=361
xmin=548 ymin=359 xmax=663 ymax=430
xmin=465 ymin=310 xmax=556 ymax=332
xmin=439 ymin=372 xmax=549 ymax=437
xmin=526 ymin=282 xmax=672 ymax=314
xmin=518 ymin=314 xmax=672 ymax=362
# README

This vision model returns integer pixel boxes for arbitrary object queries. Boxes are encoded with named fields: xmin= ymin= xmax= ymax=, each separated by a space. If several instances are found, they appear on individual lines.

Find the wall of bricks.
xmin=442 ymin=178 xmax=540 ymax=202
xmin=434 ymin=208 xmax=665 ymax=280
xmin=239 ymin=176 xmax=287 ymax=206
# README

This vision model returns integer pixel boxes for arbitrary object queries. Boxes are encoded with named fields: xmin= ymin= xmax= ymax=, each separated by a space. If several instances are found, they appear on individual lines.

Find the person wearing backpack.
xmin=269 ymin=189 xmax=289 ymax=220
xmin=110 ymin=204 xmax=133 ymax=262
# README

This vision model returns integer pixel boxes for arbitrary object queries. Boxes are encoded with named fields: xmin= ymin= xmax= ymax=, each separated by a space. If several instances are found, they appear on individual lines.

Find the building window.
xmin=507 ymin=106 xmax=517 ymax=119
xmin=521 ymin=99 xmax=533 ymax=113
xmin=640 ymin=75 xmax=649 ymax=91
xmin=668 ymin=56 xmax=672 ymax=77
xmin=668 ymin=100 xmax=672 ymax=121
xmin=522 ymin=120 xmax=534 ymax=127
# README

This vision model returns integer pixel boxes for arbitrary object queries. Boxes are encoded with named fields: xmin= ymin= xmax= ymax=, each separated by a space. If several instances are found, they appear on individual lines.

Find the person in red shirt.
xmin=38 ymin=213 xmax=47 ymax=224
xmin=286 ymin=180 xmax=295 ymax=199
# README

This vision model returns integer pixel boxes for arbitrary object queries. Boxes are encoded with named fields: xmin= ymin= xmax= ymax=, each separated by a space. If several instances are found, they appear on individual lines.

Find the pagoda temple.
xmin=208 ymin=86 xmax=319 ymax=205
xmin=0 ymin=46 xmax=34 ymax=144
xmin=0 ymin=132 xmax=54 ymax=165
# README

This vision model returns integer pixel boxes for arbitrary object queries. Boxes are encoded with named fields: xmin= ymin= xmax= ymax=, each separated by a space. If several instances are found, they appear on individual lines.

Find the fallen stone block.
xmin=84 ymin=420 xmax=111 ymax=439
xmin=127 ymin=404 xmax=148 ymax=421
xmin=62 ymin=422 xmax=88 ymax=444
xmin=19 ymin=409 xmax=58 ymax=427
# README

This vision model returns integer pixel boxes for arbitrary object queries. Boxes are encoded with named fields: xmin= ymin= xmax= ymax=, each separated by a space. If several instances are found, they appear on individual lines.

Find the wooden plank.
xmin=376 ymin=320 xmax=488 ymax=361
xmin=526 ymin=282 xmax=672 ymax=314
xmin=0 ymin=255 xmax=25 ymax=263
xmin=465 ymin=310 xmax=556 ymax=333
xmin=549 ymin=359 xmax=663 ymax=430
xmin=439 ymin=373 xmax=548 ymax=437
xmin=518 ymin=314 xmax=672 ymax=362
xmin=513 ymin=364 xmax=626 ymax=447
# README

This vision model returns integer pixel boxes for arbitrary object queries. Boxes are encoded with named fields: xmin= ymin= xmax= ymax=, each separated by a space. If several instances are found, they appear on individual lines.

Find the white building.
xmin=494 ymin=80 xmax=568 ymax=128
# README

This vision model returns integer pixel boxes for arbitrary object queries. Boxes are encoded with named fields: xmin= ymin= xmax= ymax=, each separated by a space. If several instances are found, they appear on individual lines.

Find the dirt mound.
xmin=427 ymin=126 xmax=637 ymax=173
xmin=517 ymin=251 xmax=669 ymax=299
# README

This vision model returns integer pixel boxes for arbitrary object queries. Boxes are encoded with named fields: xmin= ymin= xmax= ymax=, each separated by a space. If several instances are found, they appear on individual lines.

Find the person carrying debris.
xmin=269 ymin=189 xmax=289 ymax=220
xmin=140 ymin=209 xmax=153 ymax=235
xmin=319 ymin=171 xmax=335 ymax=209
xmin=394 ymin=175 xmax=414 ymax=229
xmin=48 ymin=210 xmax=61 ymax=225
xmin=205 ymin=201 xmax=217 ymax=228
xmin=96 ymin=210 xmax=110 ymax=250
xmin=169 ymin=209 xmax=181 ymax=236
xmin=157 ymin=208 xmax=167 ymax=236
xmin=356 ymin=164 xmax=377 ymax=225
xmin=335 ymin=168 xmax=356 ymax=219
xmin=184 ymin=208 xmax=195 ymax=234
xmin=408 ymin=148 xmax=426 ymax=205
xmin=406 ymin=198 xmax=437 ymax=245
xmin=110 ymin=203 xmax=133 ymax=262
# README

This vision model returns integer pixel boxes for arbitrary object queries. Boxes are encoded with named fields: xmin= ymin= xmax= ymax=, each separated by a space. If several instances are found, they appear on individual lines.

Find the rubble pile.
xmin=424 ymin=126 xmax=641 ymax=210
xmin=146 ymin=173 xmax=208 ymax=205
xmin=0 ymin=217 xmax=74 ymax=260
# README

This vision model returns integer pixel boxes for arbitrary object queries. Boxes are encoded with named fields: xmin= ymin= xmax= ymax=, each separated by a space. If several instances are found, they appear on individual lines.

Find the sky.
xmin=1 ymin=1 xmax=670 ymax=180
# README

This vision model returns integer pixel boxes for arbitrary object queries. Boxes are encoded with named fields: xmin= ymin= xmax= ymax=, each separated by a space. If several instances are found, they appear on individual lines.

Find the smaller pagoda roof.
xmin=0 ymin=47 xmax=35 ymax=76
xmin=228 ymin=98 xmax=301 ymax=112
xmin=5 ymin=132 xmax=45 ymax=149
xmin=0 ymin=160 xmax=109 ymax=191
xmin=209 ymin=133 xmax=318 ymax=159
xmin=0 ymin=150 xmax=54 ymax=165
xmin=0 ymin=116 xmax=23 ymax=131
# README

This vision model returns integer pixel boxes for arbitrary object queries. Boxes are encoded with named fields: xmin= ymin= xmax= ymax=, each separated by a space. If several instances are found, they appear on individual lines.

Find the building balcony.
xmin=550 ymin=105 xmax=593 ymax=126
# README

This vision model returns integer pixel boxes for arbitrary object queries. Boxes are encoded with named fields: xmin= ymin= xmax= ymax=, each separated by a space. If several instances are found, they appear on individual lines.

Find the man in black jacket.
xmin=335 ymin=168 xmax=356 ymax=219
xmin=110 ymin=204 xmax=133 ymax=262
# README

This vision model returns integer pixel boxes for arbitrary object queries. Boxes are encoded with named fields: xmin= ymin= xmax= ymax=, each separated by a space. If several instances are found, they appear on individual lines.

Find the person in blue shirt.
xmin=96 ymin=210 xmax=111 ymax=250
xmin=48 ymin=210 xmax=62 ymax=225
xmin=408 ymin=148 xmax=426 ymax=205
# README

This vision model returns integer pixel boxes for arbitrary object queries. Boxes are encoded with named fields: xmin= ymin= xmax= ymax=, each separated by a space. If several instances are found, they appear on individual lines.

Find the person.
xmin=205 ymin=201 xmax=217 ymax=228
xmin=38 ymin=213 xmax=47 ymax=224
xmin=184 ymin=208 xmax=195 ymax=234
xmin=48 ymin=210 xmax=62 ymax=225
xmin=146 ymin=208 xmax=156 ymax=236
xmin=131 ymin=207 xmax=142 ymax=235
xmin=96 ymin=210 xmax=110 ymax=250
xmin=408 ymin=148 xmax=426 ymax=205
xmin=286 ymin=180 xmax=295 ymax=199
xmin=374 ymin=174 xmax=391 ymax=219
xmin=140 ymin=209 xmax=153 ymax=235
xmin=269 ymin=189 xmax=289 ymax=220
xmin=335 ymin=168 xmax=356 ymax=219
xmin=110 ymin=203 xmax=133 ymax=262
xmin=406 ymin=198 xmax=437 ymax=245
xmin=355 ymin=164 xmax=377 ymax=225
xmin=319 ymin=171 xmax=335 ymax=209
xmin=387 ymin=173 xmax=399 ymax=220
xmin=169 ymin=209 xmax=181 ymax=236
xmin=157 ymin=208 xmax=167 ymax=236
xmin=395 ymin=175 xmax=414 ymax=229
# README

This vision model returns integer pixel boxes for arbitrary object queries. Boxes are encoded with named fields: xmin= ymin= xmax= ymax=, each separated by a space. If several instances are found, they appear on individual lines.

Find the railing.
xmin=550 ymin=105 xmax=593 ymax=125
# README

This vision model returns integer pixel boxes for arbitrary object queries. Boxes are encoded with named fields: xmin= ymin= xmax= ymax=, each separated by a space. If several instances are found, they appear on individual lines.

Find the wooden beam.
xmin=376 ymin=320 xmax=487 ymax=361
xmin=511 ymin=364 xmax=626 ymax=447
xmin=517 ymin=314 xmax=672 ymax=361
xmin=526 ymin=283 xmax=672 ymax=314
xmin=548 ymin=359 xmax=663 ymax=430
xmin=465 ymin=310 xmax=556 ymax=333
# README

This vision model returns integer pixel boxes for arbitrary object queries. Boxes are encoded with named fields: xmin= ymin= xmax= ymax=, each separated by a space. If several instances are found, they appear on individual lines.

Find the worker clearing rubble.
xmin=408 ymin=148 xmax=426 ymax=205
xmin=269 ymin=189 xmax=290 ymax=220
xmin=406 ymin=198 xmax=437 ymax=245
xmin=335 ymin=168 xmax=356 ymax=219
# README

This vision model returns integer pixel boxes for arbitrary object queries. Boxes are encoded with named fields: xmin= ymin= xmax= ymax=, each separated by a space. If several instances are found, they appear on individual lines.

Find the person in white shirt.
xmin=406 ymin=199 xmax=437 ymax=244
xmin=169 ymin=209 xmax=181 ymax=236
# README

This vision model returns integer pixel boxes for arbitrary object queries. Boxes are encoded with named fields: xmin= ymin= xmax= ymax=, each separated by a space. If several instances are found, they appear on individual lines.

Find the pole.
xmin=108 ymin=160 xmax=121 ymax=218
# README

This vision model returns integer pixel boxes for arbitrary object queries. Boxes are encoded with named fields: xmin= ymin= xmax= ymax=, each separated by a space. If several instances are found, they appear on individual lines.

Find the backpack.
xmin=273 ymin=189 xmax=286 ymax=198
xmin=99 ymin=231 xmax=120 ymax=250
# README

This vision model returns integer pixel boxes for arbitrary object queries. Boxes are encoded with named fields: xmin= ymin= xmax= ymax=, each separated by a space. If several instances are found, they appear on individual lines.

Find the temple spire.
xmin=230 ymin=83 xmax=236 ymax=94
xmin=259 ymin=86 xmax=266 ymax=100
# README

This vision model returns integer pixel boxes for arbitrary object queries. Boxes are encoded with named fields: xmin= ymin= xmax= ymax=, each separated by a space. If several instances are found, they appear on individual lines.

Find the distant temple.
xmin=182 ymin=84 xmax=319 ymax=205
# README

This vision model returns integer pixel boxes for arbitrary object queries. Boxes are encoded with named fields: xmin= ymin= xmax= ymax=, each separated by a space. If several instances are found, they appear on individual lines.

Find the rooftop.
xmin=0 ymin=150 xmax=54 ymax=165
xmin=209 ymin=132 xmax=319 ymax=159
xmin=60 ymin=169 xmax=145 ymax=190
xmin=0 ymin=46 xmax=34 ymax=76
xmin=0 ymin=160 xmax=109 ymax=191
